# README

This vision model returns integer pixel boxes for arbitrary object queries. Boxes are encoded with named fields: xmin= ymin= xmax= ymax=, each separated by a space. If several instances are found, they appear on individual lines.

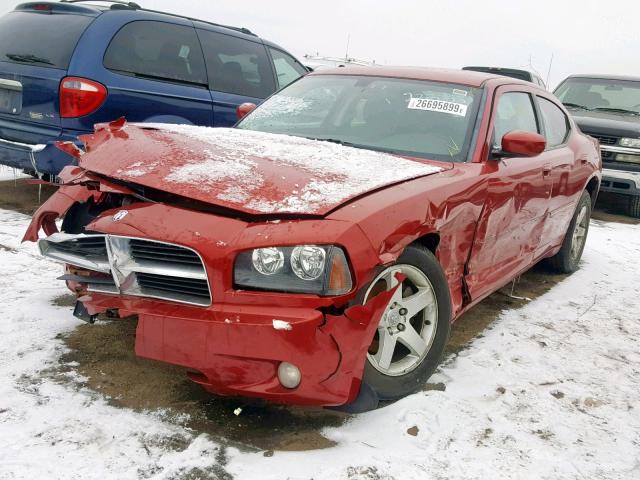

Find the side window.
xmin=197 ymin=30 xmax=275 ymax=98
xmin=104 ymin=21 xmax=207 ymax=85
xmin=269 ymin=48 xmax=307 ymax=89
xmin=493 ymin=92 xmax=539 ymax=147
xmin=538 ymin=97 xmax=570 ymax=147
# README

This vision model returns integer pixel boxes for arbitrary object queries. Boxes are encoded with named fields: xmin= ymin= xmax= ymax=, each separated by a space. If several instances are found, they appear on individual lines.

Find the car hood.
xmin=74 ymin=122 xmax=450 ymax=216
xmin=569 ymin=109 xmax=640 ymax=137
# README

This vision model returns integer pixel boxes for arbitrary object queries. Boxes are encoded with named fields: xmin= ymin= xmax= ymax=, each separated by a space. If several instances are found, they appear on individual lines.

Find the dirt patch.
xmin=56 ymin=313 xmax=345 ymax=452
xmin=0 ymin=179 xmax=57 ymax=215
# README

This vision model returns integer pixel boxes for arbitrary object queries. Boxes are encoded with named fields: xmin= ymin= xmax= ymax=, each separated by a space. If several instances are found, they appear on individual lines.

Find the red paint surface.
xmin=24 ymin=69 xmax=601 ymax=406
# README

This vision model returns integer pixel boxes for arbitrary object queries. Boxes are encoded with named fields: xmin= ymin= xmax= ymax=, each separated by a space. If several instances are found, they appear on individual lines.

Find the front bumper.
xmin=26 ymin=189 xmax=387 ymax=406
xmin=600 ymin=168 xmax=640 ymax=197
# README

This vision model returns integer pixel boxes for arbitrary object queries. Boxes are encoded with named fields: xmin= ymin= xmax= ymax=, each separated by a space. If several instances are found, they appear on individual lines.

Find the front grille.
xmin=129 ymin=239 xmax=202 ymax=266
xmin=40 ymin=234 xmax=211 ymax=306
xmin=601 ymin=150 xmax=615 ymax=161
xmin=589 ymin=134 xmax=618 ymax=145
xmin=136 ymin=272 xmax=211 ymax=303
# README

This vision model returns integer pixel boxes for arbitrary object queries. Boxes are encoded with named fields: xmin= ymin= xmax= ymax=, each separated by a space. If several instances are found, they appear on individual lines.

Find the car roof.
xmin=309 ymin=66 xmax=533 ymax=87
xmin=563 ymin=74 xmax=640 ymax=83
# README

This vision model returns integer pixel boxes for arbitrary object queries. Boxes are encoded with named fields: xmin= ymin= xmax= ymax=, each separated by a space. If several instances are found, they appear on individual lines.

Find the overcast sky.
xmin=1 ymin=0 xmax=639 ymax=88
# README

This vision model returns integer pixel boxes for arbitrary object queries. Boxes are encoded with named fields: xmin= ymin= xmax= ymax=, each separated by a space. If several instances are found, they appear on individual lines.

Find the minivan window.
xmin=493 ymin=92 xmax=539 ymax=146
xmin=538 ymin=97 xmax=569 ymax=147
xmin=197 ymin=30 xmax=275 ymax=98
xmin=269 ymin=48 xmax=307 ymax=89
xmin=104 ymin=21 xmax=207 ymax=86
xmin=0 ymin=12 xmax=93 ymax=69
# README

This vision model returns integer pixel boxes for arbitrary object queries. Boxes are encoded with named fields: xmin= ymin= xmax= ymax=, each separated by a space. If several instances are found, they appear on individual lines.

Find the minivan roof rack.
xmin=58 ymin=0 xmax=256 ymax=36
xmin=60 ymin=0 xmax=141 ymax=8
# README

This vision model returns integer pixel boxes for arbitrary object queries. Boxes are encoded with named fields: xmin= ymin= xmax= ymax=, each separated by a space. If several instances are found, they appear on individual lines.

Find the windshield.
xmin=555 ymin=78 xmax=640 ymax=114
xmin=237 ymin=75 xmax=482 ymax=162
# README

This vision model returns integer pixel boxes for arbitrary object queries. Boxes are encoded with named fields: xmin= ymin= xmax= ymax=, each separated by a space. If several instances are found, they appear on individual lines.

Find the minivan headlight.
xmin=234 ymin=245 xmax=352 ymax=295
xmin=620 ymin=137 xmax=640 ymax=149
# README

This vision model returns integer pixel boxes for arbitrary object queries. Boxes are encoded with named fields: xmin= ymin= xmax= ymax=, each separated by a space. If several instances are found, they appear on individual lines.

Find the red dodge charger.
xmin=24 ymin=67 xmax=601 ymax=410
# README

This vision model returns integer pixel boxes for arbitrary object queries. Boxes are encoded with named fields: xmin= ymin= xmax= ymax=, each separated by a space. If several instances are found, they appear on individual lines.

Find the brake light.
xmin=59 ymin=77 xmax=107 ymax=118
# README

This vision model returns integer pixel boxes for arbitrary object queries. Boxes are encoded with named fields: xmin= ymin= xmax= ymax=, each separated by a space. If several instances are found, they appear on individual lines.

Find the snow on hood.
xmin=77 ymin=123 xmax=446 ymax=216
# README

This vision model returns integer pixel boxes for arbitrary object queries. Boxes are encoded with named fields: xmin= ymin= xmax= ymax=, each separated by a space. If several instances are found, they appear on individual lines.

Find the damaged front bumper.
xmin=25 ymin=186 xmax=389 ymax=406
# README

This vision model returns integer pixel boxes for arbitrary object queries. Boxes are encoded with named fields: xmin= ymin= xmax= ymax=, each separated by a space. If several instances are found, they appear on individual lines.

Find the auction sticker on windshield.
xmin=408 ymin=97 xmax=468 ymax=116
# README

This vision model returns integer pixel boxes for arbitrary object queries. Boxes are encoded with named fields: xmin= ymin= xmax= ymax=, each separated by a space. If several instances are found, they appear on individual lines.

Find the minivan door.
xmin=196 ymin=29 xmax=276 ymax=126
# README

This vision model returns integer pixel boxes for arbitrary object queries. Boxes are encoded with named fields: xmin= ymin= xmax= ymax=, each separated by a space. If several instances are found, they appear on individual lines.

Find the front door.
xmin=465 ymin=87 xmax=553 ymax=300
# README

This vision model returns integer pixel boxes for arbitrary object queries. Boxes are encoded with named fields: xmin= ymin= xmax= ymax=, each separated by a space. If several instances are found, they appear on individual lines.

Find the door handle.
xmin=542 ymin=164 xmax=552 ymax=177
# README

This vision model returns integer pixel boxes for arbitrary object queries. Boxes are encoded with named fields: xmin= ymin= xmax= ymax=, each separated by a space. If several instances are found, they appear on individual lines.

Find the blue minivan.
xmin=0 ymin=1 xmax=307 ymax=176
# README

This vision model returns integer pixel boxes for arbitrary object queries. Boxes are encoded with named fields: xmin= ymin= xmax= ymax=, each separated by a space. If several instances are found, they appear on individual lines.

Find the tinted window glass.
xmin=493 ymin=92 xmax=538 ymax=146
xmin=538 ymin=97 xmax=569 ymax=147
xmin=0 ymin=12 xmax=92 ymax=69
xmin=198 ymin=30 xmax=274 ymax=98
xmin=555 ymin=77 xmax=640 ymax=113
xmin=269 ymin=48 xmax=306 ymax=88
xmin=104 ymin=21 xmax=207 ymax=85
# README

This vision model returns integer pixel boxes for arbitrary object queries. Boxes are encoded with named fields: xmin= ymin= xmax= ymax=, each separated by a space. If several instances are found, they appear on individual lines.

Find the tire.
xmin=547 ymin=190 xmax=592 ymax=273
xmin=629 ymin=196 xmax=640 ymax=219
xmin=362 ymin=244 xmax=451 ymax=401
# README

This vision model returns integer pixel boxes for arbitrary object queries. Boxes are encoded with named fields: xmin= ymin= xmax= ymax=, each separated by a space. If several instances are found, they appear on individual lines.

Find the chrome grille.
xmin=39 ymin=234 xmax=211 ymax=306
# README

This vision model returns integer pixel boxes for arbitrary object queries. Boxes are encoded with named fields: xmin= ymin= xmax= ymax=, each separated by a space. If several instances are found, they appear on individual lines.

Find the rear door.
xmin=196 ymin=28 xmax=276 ymax=126
xmin=465 ymin=87 xmax=553 ymax=300
xmin=0 ymin=6 xmax=96 ymax=144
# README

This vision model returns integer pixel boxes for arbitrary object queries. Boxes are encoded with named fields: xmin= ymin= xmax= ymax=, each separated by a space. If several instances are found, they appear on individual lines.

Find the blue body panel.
xmin=0 ymin=5 xmax=293 ymax=175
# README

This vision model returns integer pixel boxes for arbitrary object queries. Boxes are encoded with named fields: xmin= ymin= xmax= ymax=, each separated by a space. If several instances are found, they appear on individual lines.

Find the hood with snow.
xmin=69 ymin=121 xmax=448 ymax=216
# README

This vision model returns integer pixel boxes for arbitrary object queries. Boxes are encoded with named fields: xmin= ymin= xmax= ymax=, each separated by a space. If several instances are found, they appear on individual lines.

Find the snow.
xmin=137 ymin=124 xmax=443 ymax=214
xmin=0 ymin=165 xmax=29 ymax=182
xmin=272 ymin=319 xmax=293 ymax=331
xmin=1 ymin=207 xmax=639 ymax=479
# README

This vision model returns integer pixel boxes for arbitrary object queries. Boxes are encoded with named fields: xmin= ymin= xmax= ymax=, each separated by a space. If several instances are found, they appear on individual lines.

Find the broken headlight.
xmin=234 ymin=245 xmax=352 ymax=295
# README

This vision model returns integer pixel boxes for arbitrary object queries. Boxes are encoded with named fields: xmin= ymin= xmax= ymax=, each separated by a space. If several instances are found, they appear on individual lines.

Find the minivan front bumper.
xmin=601 ymin=168 xmax=640 ymax=197
xmin=0 ymin=133 xmax=80 ymax=176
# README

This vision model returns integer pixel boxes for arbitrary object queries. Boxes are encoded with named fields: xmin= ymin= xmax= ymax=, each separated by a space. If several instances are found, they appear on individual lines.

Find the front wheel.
xmin=629 ymin=195 xmax=640 ymax=219
xmin=362 ymin=245 xmax=451 ymax=401
xmin=547 ymin=190 xmax=592 ymax=273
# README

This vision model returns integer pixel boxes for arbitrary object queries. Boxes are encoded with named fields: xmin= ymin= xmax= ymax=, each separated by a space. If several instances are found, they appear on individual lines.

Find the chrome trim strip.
xmin=600 ymin=145 xmax=640 ymax=155
xmin=41 ymin=232 xmax=212 ymax=307
xmin=0 ymin=79 xmax=22 ymax=91
xmin=0 ymin=137 xmax=47 ymax=153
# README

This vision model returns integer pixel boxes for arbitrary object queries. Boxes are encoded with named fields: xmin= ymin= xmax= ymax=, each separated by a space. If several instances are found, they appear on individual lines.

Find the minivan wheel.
xmin=629 ymin=196 xmax=640 ymax=219
xmin=362 ymin=245 xmax=451 ymax=401
xmin=547 ymin=190 xmax=592 ymax=273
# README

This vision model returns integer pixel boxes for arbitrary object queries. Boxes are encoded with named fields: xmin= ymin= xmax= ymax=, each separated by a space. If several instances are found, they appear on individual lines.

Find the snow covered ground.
xmin=0 ymin=207 xmax=639 ymax=480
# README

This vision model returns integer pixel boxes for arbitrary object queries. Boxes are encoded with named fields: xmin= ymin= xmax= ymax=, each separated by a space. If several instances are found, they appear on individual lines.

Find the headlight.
xmin=234 ymin=245 xmax=352 ymax=295
xmin=619 ymin=137 xmax=640 ymax=148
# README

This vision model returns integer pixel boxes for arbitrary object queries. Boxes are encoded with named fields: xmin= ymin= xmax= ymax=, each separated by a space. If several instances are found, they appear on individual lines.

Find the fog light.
xmin=616 ymin=153 xmax=640 ymax=164
xmin=278 ymin=362 xmax=301 ymax=389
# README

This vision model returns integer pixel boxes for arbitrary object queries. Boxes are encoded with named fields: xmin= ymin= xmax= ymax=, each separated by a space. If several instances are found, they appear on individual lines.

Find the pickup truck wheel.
xmin=362 ymin=245 xmax=451 ymax=401
xmin=629 ymin=196 xmax=640 ymax=219
xmin=547 ymin=190 xmax=592 ymax=273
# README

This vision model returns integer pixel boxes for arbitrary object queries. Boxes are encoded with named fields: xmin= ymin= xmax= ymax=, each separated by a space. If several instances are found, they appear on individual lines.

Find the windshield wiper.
xmin=308 ymin=137 xmax=365 ymax=149
xmin=562 ymin=102 xmax=590 ymax=111
xmin=592 ymin=107 xmax=640 ymax=116
xmin=5 ymin=53 xmax=53 ymax=65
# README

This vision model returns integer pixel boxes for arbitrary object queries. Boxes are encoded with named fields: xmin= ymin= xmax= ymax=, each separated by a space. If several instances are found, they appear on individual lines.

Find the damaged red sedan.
xmin=24 ymin=67 xmax=601 ymax=409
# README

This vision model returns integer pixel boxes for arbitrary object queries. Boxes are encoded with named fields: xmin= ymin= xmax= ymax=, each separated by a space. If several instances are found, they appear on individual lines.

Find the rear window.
xmin=0 ymin=12 xmax=93 ymax=69
xmin=104 ymin=21 xmax=207 ymax=86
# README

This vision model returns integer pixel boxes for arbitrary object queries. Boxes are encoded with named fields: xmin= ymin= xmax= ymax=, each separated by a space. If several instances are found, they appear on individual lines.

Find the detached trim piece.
xmin=39 ymin=233 xmax=212 ymax=306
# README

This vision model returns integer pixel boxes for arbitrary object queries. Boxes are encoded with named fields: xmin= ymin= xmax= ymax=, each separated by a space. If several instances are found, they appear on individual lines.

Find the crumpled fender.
xmin=321 ymin=273 xmax=406 ymax=403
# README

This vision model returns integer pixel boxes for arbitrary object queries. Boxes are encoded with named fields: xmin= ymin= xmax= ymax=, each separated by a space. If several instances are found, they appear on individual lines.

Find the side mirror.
xmin=236 ymin=102 xmax=257 ymax=120
xmin=496 ymin=130 xmax=546 ymax=158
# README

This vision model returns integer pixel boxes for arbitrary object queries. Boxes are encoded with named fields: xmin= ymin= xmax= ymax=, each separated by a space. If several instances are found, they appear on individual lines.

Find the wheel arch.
xmin=585 ymin=175 xmax=600 ymax=208
xmin=412 ymin=231 xmax=441 ymax=256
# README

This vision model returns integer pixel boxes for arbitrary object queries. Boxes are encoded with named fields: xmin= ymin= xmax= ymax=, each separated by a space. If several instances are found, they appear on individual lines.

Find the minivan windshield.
xmin=0 ymin=12 xmax=94 ymax=69
xmin=555 ymin=77 xmax=640 ymax=115
xmin=237 ymin=75 xmax=481 ymax=162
